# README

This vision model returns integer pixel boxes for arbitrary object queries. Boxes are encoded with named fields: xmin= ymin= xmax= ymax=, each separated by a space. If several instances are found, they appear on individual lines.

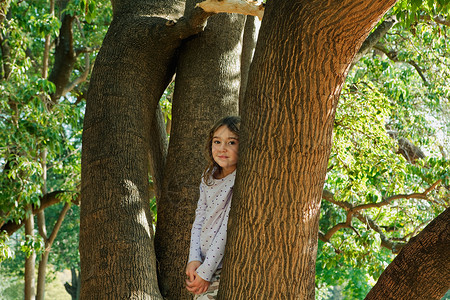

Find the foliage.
xmin=0 ymin=0 xmax=111 ymax=295
xmin=394 ymin=0 xmax=450 ymax=27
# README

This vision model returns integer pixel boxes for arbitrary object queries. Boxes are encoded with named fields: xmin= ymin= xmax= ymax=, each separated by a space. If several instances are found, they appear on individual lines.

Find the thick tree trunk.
xmin=365 ymin=208 xmax=450 ymax=300
xmin=218 ymin=1 xmax=395 ymax=299
xmin=80 ymin=1 xmax=188 ymax=298
xmin=154 ymin=3 xmax=245 ymax=298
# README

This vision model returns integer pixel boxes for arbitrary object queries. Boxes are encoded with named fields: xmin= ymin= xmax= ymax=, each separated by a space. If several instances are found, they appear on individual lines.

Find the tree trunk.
xmin=365 ymin=207 xmax=450 ymax=300
xmin=24 ymin=212 xmax=36 ymax=300
xmin=154 ymin=3 xmax=245 ymax=297
xmin=80 ymin=1 xmax=186 ymax=298
xmin=239 ymin=15 xmax=259 ymax=108
xmin=36 ymin=248 xmax=50 ymax=300
xmin=64 ymin=268 xmax=81 ymax=300
xmin=80 ymin=0 xmax=216 ymax=298
xmin=218 ymin=1 xmax=395 ymax=299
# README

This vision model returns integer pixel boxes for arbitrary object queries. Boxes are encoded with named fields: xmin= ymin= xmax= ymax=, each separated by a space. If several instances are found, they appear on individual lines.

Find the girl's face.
xmin=212 ymin=125 xmax=239 ymax=177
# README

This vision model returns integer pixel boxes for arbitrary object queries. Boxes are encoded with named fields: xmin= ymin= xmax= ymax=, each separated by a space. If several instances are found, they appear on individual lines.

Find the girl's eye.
xmin=229 ymin=141 xmax=236 ymax=145
xmin=213 ymin=140 xmax=220 ymax=144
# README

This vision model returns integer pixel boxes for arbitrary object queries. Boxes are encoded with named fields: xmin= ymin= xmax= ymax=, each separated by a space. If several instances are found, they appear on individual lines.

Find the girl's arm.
xmin=195 ymin=199 xmax=232 ymax=282
xmin=188 ymin=183 xmax=207 ymax=264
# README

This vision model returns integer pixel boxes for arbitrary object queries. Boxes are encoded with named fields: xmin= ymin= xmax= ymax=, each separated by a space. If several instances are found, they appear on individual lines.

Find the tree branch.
xmin=352 ymin=180 xmax=441 ymax=212
xmin=46 ymin=202 xmax=71 ymax=250
xmin=433 ymin=15 xmax=450 ymax=26
xmin=373 ymin=43 xmax=428 ymax=85
xmin=167 ymin=6 xmax=214 ymax=40
xmin=197 ymin=0 xmax=265 ymax=21
xmin=320 ymin=182 xmax=442 ymax=253
xmin=48 ymin=13 xmax=76 ymax=103
xmin=61 ymin=51 xmax=91 ymax=96
xmin=354 ymin=211 xmax=406 ymax=253
xmin=148 ymin=103 xmax=169 ymax=201
xmin=420 ymin=14 xmax=450 ymax=27
xmin=353 ymin=15 xmax=397 ymax=64
xmin=0 ymin=190 xmax=72 ymax=235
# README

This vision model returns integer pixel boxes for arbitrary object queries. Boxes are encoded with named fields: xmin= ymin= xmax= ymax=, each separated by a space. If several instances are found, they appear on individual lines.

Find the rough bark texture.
xmin=80 ymin=0 xmax=187 ymax=298
xmin=154 ymin=3 xmax=245 ymax=298
xmin=218 ymin=1 xmax=396 ymax=299
xmin=239 ymin=15 xmax=259 ymax=108
xmin=365 ymin=208 xmax=450 ymax=300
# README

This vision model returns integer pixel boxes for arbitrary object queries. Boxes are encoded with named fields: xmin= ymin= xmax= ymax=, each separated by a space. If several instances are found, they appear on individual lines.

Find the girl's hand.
xmin=185 ymin=261 xmax=201 ymax=283
xmin=185 ymin=261 xmax=210 ymax=294
xmin=186 ymin=273 xmax=210 ymax=295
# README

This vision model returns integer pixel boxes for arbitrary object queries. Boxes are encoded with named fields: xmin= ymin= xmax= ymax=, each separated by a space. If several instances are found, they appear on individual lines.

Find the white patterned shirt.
xmin=188 ymin=170 xmax=236 ymax=281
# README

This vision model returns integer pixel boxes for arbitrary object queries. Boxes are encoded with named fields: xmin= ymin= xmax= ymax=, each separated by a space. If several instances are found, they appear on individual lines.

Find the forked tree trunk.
xmin=365 ymin=207 xmax=450 ymax=300
xmin=154 ymin=3 xmax=245 ymax=298
xmin=219 ymin=1 xmax=396 ymax=299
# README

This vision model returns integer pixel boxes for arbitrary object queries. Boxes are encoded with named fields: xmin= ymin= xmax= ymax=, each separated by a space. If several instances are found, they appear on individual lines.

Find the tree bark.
xmin=154 ymin=2 xmax=245 ymax=297
xmin=80 ymin=1 xmax=185 ymax=298
xmin=218 ymin=1 xmax=396 ymax=299
xmin=239 ymin=15 xmax=259 ymax=108
xmin=80 ymin=0 xmax=216 ymax=298
xmin=24 ymin=211 xmax=36 ymax=300
xmin=365 ymin=207 xmax=450 ymax=300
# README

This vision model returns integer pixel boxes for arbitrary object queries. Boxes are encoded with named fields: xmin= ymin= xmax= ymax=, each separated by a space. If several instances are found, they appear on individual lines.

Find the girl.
xmin=185 ymin=116 xmax=240 ymax=299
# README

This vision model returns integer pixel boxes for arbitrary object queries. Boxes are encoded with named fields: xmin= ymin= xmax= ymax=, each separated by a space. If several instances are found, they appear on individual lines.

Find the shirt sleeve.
xmin=195 ymin=200 xmax=231 ymax=282
xmin=188 ymin=183 xmax=207 ymax=263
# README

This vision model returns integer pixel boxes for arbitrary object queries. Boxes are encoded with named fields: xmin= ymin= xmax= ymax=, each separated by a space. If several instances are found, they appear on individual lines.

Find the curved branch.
xmin=373 ymin=43 xmax=428 ymax=85
xmin=321 ymin=182 xmax=442 ymax=253
xmin=0 ymin=190 xmax=72 ymax=235
xmin=365 ymin=208 xmax=450 ymax=300
xmin=61 ymin=51 xmax=91 ymax=96
xmin=352 ymin=180 xmax=441 ymax=212
xmin=420 ymin=14 xmax=450 ymax=27
xmin=322 ymin=222 xmax=351 ymax=242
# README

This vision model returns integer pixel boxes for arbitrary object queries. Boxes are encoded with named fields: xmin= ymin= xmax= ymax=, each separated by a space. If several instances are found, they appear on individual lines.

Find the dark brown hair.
xmin=202 ymin=116 xmax=241 ymax=185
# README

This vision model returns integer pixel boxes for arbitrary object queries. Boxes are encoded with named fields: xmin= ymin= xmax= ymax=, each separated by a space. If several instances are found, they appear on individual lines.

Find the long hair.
xmin=202 ymin=116 xmax=241 ymax=185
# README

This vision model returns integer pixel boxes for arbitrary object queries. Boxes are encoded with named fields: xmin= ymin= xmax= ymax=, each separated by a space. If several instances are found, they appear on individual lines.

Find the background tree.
xmin=1 ymin=0 xmax=110 ymax=298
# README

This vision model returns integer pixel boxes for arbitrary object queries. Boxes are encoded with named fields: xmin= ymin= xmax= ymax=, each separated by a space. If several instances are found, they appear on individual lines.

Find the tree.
xmin=218 ymin=1 xmax=396 ymax=298
xmin=79 ymin=0 xmax=216 ymax=298
xmin=1 ymin=0 xmax=109 ymax=298
xmin=153 ymin=7 xmax=245 ymax=300
xmin=2 ymin=0 xmax=449 ymax=298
